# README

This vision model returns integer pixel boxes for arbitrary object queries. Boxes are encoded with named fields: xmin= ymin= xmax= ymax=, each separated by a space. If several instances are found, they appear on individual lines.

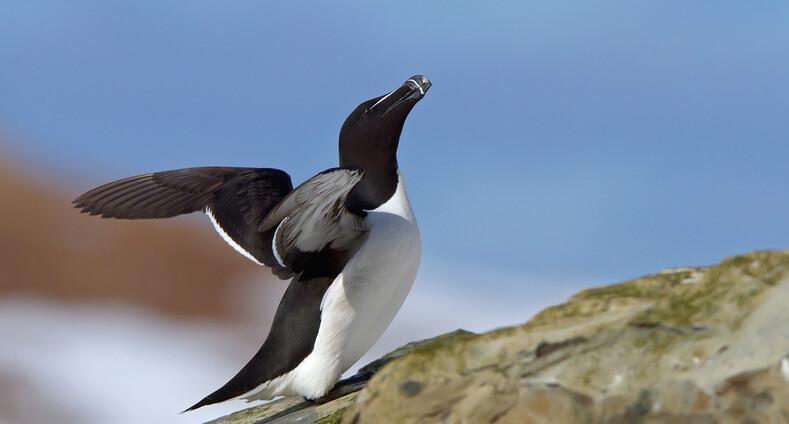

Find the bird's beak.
xmin=384 ymin=75 xmax=432 ymax=115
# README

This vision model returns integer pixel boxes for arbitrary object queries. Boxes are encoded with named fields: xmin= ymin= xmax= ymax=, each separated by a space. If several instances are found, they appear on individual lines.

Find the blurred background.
xmin=2 ymin=2 xmax=788 ymax=423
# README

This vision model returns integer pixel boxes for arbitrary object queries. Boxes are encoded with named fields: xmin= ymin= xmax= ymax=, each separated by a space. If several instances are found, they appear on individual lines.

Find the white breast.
xmin=332 ymin=173 xmax=421 ymax=372
xmin=245 ymin=171 xmax=421 ymax=400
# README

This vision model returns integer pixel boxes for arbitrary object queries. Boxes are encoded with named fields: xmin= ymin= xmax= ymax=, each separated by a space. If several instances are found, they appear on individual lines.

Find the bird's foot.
xmin=309 ymin=371 xmax=374 ymax=404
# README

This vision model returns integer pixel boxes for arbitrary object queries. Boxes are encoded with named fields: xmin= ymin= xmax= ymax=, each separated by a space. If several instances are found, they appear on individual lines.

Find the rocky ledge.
xmin=209 ymin=250 xmax=789 ymax=424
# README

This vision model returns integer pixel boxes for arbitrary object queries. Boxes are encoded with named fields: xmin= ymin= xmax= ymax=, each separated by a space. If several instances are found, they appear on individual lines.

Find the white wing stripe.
xmin=205 ymin=207 xmax=263 ymax=265
xmin=272 ymin=216 xmax=289 ymax=268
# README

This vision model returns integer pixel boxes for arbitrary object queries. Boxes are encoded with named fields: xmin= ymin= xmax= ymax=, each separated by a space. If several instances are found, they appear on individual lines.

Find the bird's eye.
xmin=363 ymin=109 xmax=371 ymax=117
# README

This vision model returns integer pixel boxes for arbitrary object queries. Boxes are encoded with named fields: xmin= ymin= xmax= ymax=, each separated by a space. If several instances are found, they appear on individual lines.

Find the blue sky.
xmin=2 ymin=2 xmax=789 ymax=287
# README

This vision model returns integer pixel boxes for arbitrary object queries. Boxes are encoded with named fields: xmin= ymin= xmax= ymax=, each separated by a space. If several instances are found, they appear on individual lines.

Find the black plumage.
xmin=74 ymin=167 xmax=294 ymax=278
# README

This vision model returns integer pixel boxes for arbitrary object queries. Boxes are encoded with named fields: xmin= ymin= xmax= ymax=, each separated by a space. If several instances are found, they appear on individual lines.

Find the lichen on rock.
xmin=347 ymin=250 xmax=789 ymax=423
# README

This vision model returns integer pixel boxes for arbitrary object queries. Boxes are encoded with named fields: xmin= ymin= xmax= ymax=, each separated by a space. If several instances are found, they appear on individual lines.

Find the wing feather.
xmin=259 ymin=167 xmax=366 ymax=271
xmin=74 ymin=167 xmax=294 ymax=278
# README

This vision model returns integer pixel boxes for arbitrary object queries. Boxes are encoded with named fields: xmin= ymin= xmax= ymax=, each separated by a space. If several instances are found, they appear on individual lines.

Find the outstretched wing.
xmin=259 ymin=167 xmax=367 ymax=274
xmin=73 ymin=167 xmax=295 ymax=279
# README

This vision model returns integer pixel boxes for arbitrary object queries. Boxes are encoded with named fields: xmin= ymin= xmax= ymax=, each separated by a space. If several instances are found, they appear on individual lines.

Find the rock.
xmin=204 ymin=392 xmax=357 ymax=424
xmin=208 ymin=251 xmax=789 ymax=424
xmin=203 ymin=334 xmax=469 ymax=424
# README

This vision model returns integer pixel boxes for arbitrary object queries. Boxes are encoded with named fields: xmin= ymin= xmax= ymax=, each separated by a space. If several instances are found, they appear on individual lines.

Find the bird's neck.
xmin=340 ymin=151 xmax=398 ymax=213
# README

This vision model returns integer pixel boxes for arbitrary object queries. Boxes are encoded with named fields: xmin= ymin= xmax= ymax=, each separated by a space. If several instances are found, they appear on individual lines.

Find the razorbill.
xmin=73 ymin=75 xmax=431 ymax=411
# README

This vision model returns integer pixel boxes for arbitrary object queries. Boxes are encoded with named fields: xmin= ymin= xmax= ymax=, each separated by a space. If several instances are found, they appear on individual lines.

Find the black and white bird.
xmin=73 ymin=75 xmax=431 ymax=411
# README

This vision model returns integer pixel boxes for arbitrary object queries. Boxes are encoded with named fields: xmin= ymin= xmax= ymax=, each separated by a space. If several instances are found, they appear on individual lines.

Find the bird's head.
xmin=339 ymin=75 xmax=431 ymax=169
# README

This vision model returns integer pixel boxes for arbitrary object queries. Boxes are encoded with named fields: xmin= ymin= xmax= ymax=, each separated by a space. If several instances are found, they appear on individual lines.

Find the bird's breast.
xmin=339 ymin=226 xmax=419 ymax=368
xmin=320 ymin=171 xmax=421 ymax=372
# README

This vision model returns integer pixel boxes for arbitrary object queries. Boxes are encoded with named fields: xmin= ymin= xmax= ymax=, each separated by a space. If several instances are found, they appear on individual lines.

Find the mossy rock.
xmin=347 ymin=250 xmax=789 ymax=423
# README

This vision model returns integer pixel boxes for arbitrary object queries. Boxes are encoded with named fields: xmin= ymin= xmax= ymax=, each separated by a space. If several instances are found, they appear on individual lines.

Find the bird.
xmin=72 ymin=75 xmax=431 ymax=411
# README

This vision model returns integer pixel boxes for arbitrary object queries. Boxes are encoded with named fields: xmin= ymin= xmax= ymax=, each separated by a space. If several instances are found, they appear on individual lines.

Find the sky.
xmin=2 ymin=2 xmax=789 ymax=286
xmin=2 ymin=3 xmax=789 ymax=423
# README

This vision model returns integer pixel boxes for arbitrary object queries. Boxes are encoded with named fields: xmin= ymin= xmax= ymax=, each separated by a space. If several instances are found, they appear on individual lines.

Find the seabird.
xmin=73 ymin=75 xmax=431 ymax=410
